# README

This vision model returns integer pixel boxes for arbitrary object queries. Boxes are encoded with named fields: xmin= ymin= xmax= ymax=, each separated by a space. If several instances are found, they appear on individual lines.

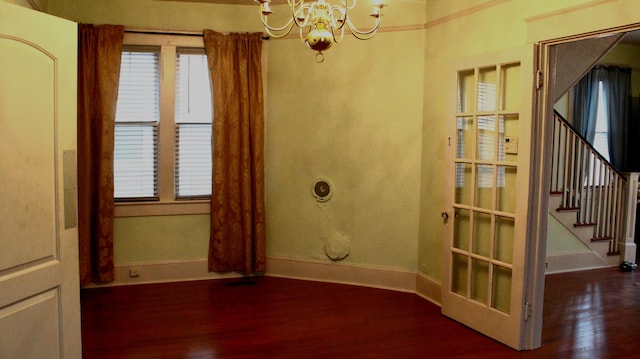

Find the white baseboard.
xmin=415 ymin=272 xmax=441 ymax=306
xmin=266 ymin=256 xmax=417 ymax=293
xmin=545 ymin=251 xmax=616 ymax=274
xmin=86 ymin=259 xmax=242 ymax=287
xmin=91 ymin=257 xmax=443 ymax=307
xmin=619 ymin=241 xmax=637 ymax=263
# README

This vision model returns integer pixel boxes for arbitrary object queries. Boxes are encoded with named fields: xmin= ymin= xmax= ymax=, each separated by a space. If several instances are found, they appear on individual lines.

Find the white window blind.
xmin=174 ymin=49 xmax=213 ymax=199
xmin=477 ymin=116 xmax=495 ymax=188
xmin=114 ymin=49 xmax=160 ymax=200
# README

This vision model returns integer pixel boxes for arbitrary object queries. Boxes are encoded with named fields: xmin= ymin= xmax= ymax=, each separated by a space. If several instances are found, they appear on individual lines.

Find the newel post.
xmin=620 ymin=172 xmax=639 ymax=264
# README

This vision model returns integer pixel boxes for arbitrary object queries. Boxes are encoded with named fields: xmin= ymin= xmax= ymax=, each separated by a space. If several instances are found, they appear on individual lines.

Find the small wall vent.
xmin=312 ymin=177 xmax=334 ymax=202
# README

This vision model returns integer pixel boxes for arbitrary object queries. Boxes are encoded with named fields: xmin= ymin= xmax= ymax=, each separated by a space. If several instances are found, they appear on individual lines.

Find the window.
xmin=114 ymin=34 xmax=212 ymax=216
xmin=174 ymin=49 xmax=213 ymax=199
xmin=114 ymin=48 xmax=160 ymax=200
xmin=593 ymin=80 xmax=610 ymax=161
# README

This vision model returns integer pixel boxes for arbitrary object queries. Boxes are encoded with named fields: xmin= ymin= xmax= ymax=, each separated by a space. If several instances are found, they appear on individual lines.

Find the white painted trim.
xmin=91 ymin=257 xmax=446 ymax=307
xmin=545 ymin=251 xmax=616 ymax=274
xmin=86 ymin=259 xmax=242 ymax=287
xmin=266 ymin=256 xmax=416 ymax=293
xmin=90 ymin=257 xmax=425 ymax=296
xmin=415 ymin=272 xmax=441 ymax=306
xmin=621 ymin=173 xmax=639 ymax=263
xmin=619 ymin=241 xmax=637 ymax=264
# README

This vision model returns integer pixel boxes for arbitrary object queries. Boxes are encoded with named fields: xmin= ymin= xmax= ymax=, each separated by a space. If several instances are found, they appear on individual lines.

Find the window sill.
xmin=114 ymin=200 xmax=210 ymax=218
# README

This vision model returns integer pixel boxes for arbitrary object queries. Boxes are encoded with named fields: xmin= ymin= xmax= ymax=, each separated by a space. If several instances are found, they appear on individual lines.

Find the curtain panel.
xmin=571 ymin=65 xmax=633 ymax=170
xmin=77 ymin=24 xmax=124 ymax=285
xmin=601 ymin=66 xmax=631 ymax=170
xmin=571 ymin=68 xmax=603 ymax=144
xmin=203 ymin=30 xmax=266 ymax=275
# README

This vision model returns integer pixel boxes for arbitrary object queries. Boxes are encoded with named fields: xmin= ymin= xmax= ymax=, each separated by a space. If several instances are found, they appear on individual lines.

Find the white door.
xmin=441 ymin=46 xmax=540 ymax=350
xmin=0 ymin=2 xmax=81 ymax=358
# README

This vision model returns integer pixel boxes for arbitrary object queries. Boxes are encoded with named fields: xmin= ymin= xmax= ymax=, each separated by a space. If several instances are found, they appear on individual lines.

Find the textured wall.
xmin=46 ymin=0 xmax=427 ymax=271
xmin=32 ymin=0 xmax=640 ymax=283
xmin=265 ymin=30 xmax=424 ymax=269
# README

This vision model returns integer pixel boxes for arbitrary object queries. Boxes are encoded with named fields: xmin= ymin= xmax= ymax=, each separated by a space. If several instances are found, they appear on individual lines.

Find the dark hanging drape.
xmin=77 ymin=24 xmax=124 ymax=285
xmin=571 ymin=65 xmax=634 ymax=171
xmin=601 ymin=66 xmax=631 ymax=170
xmin=203 ymin=30 xmax=266 ymax=274
xmin=571 ymin=68 xmax=604 ymax=144
xmin=631 ymin=95 xmax=640 ymax=171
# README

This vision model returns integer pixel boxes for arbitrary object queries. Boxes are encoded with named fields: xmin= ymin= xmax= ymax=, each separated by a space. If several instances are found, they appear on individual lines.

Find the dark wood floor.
xmin=81 ymin=268 xmax=640 ymax=358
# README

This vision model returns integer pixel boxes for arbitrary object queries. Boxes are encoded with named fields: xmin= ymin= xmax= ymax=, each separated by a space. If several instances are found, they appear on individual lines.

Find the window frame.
xmin=115 ymin=32 xmax=210 ymax=218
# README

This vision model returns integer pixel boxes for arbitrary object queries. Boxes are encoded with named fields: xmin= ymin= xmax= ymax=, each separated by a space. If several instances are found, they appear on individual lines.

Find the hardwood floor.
xmin=81 ymin=268 xmax=640 ymax=358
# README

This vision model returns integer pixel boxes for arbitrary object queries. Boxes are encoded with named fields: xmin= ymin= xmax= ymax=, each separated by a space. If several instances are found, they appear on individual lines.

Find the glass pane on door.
xmin=492 ymin=265 xmax=512 ymax=313
xmin=453 ymin=208 xmax=470 ymax=251
xmin=455 ymin=163 xmax=472 ymax=205
xmin=478 ymin=67 xmax=497 ymax=112
xmin=450 ymin=62 xmax=521 ymax=316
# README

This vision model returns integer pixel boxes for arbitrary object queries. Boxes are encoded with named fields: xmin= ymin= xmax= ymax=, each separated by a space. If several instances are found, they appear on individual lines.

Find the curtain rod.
xmin=125 ymin=28 xmax=203 ymax=36
xmin=596 ymin=63 xmax=636 ymax=71
xmin=124 ymin=28 xmax=270 ymax=40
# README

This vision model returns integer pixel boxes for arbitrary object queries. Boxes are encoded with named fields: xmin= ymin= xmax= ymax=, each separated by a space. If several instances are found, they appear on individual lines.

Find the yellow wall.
xmin=3 ymin=0 xmax=35 ymax=8
xmin=601 ymin=43 xmax=640 ymax=96
xmin=546 ymin=214 xmax=589 ymax=254
xmin=113 ymin=215 xmax=210 ymax=263
xmin=265 ymin=29 xmax=425 ymax=269
xmin=45 ymin=0 xmax=427 ymax=271
xmin=38 ymin=0 xmax=640 ymax=284
xmin=418 ymin=0 xmax=640 ymax=281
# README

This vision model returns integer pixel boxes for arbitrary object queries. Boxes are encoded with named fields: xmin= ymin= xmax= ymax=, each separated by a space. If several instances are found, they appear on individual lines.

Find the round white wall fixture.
xmin=312 ymin=177 xmax=334 ymax=202
xmin=325 ymin=231 xmax=350 ymax=261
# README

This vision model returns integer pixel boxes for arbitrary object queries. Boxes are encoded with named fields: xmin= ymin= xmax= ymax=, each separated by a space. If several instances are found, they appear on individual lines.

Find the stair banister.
xmin=551 ymin=111 xmax=632 ymax=260
xmin=621 ymin=172 xmax=639 ymax=263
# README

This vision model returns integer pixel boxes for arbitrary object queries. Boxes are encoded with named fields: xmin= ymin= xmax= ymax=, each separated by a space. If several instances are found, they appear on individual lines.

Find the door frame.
xmin=526 ymin=8 xmax=640 ymax=348
xmin=524 ymin=0 xmax=640 ymax=347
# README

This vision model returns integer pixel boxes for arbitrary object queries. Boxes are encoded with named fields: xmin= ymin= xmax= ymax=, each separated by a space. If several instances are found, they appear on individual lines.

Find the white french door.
xmin=441 ymin=46 xmax=539 ymax=350
xmin=0 ymin=3 xmax=81 ymax=358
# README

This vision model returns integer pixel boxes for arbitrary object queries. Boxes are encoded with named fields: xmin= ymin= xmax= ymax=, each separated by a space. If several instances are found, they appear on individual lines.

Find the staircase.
xmin=546 ymin=111 xmax=637 ymax=273
xmin=547 ymin=194 xmax=621 ymax=273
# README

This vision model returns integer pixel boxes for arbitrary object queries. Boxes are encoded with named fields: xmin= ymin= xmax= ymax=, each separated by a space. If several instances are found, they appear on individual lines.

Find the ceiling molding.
xmin=153 ymin=0 xmax=287 ymax=5
xmin=424 ymin=0 xmax=510 ymax=29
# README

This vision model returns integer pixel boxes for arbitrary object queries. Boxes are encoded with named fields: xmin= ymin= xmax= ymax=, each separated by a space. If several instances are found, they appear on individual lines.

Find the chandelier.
xmin=255 ymin=0 xmax=386 ymax=62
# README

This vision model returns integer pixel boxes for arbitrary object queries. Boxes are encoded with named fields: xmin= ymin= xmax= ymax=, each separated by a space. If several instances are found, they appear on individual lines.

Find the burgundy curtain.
xmin=203 ymin=30 xmax=266 ymax=274
xmin=77 ymin=24 xmax=124 ymax=285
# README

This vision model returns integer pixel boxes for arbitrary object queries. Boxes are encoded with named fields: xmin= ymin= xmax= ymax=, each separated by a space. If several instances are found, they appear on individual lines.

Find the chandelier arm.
xmin=299 ymin=24 xmax=308 ymax=45
xmin=340 ymin=0 xmax=357 ymax=10
xmin=261 ymin=15 xmax=296 ymax=38
xmin=330 ymin=5 xmax=347 ymax=31
xmin=345 ymin=16 xmax=381 ymax=39
xmin=256 ymin=0 xmax=386 ymax=57
xmin=331 ymin=21 xmax=346 ymax=43
xmin=292 ymin=3 xmax=313 ymax=28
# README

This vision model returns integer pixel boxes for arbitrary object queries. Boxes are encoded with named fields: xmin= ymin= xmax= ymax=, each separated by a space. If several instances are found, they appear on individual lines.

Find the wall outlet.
xmin=129 ymin=268 xmax=140 ymax=278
